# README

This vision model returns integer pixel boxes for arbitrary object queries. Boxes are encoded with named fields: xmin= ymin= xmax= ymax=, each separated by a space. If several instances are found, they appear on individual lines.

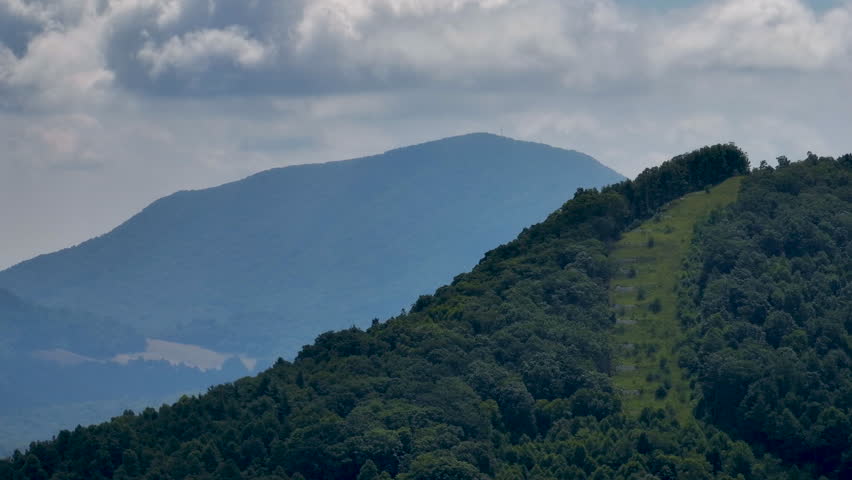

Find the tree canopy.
xmin=7 ymin=144 xmax=833 ymax=480
xmin=680 ymin=153 xmax=852 ymax=476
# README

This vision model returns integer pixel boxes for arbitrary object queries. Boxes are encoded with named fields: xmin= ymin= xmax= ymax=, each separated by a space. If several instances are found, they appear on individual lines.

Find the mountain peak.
xmin=380 ymin=132 xmax=585 ymax=157
xmin=0 ymin=137 xmax=624 ymax=355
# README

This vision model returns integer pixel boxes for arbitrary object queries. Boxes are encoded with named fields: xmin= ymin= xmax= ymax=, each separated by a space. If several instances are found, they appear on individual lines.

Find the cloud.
xmin=0 ymin=0 xmax=114 ymax=110
xmin=2 ymin=0 xmax=852 ymax=269
xmin=137 ymin=26 xmax=271 ymax=77
xmin=0 ymin=0 xmax=46 ymax=57
xmin=3 ymin=0 xmax=852 ymax=101
xmin=2 ymin=112 xmax=107 ymax=170
xmin=651 ymin=0 xmax=852 ymax=72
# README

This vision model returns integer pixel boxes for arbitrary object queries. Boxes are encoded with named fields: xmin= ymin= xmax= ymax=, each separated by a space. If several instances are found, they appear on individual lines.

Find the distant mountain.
xmin=0 ymin=288 xmax=142 ymax=360
xmin=0 ymin=289 xmax=246 ymax=456
xmin=0 ymin=133 xmax=624 ymax=360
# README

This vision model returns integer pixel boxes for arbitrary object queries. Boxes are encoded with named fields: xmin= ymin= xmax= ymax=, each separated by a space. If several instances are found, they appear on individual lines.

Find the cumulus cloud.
xmin=2 ymin=0 xmax=852 ymax=269
xmin=138 ymin=26 xmax=271 ymax=77
xmin=2 ymin=0 xmax=852 ymax=100
xmin=651 ymin=0 xmax=852 ymax=71
xmin=0 ymin=0 xmax=46 ymax=57
xmin=0 ymin=0 xmax=114 ymax=109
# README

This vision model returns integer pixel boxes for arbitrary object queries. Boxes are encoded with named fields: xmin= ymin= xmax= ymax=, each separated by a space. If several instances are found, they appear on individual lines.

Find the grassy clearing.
xmin=609 ymin=177 xmax=743 ymax=422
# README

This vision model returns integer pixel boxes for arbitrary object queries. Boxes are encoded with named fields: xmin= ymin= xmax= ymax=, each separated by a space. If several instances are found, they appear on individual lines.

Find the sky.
xmin=1 ymin=0 xmax=851 ymax=269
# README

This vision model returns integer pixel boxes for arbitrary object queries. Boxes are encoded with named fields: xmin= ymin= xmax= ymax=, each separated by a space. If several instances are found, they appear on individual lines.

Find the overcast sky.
xmin=1 ymin=0 xmax=850 ymax=269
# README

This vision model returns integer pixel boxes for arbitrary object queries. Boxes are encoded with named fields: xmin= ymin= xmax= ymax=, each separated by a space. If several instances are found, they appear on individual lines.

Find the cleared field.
xmin=609 ymin=176 xmax=743 ymax=422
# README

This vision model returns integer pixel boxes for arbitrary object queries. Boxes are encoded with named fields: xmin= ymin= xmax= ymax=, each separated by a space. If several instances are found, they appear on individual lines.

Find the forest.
xmin=680 ymin=154 xmax=852 ymax=477
xmin=0 ymin=133 xmax=623 ymax=457
xmin=4 ymin=144 xmax=851 ymax=479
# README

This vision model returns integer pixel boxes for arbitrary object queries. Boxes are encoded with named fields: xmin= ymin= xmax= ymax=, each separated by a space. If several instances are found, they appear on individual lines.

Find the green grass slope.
xmin=609 ymin=177 xmax=743 ymax=421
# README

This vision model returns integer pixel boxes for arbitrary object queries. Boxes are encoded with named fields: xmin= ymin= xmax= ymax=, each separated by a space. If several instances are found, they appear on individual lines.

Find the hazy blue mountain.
xmin=0 ymin=288 xmax=249 ymax=456
xmin=0 ymin=133 xmax=623 ymax=361
xmin=0 ymin=287 xmax=142 ymax=360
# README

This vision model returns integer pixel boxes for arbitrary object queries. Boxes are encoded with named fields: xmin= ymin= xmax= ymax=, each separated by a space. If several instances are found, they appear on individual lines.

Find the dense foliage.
xmin=1 ymin=145 xmax=769 ymax=480
xmin=680 ymin=154 xmax=852 ymax=477
xmin=0 ymin=133 xmax=624 ymax=455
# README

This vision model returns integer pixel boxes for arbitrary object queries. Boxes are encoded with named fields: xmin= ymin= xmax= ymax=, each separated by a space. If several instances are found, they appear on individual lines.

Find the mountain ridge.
xmin=0 ymin=133 xmax=624 ymax=359
xmin=4 ymin=133 xmax=605 ymax=270
xmin=0 ymin=133 xmax=624 ymax=455
xmin=3 ymin=143 xmax=780 ymax=480
xmin=3 ymin=133 xmax=611 ymax=266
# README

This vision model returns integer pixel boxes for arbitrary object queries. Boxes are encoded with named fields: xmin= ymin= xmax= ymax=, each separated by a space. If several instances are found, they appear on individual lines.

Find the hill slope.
xmin=8 ymin=145 xmax=814 ymax=480
xmin=0 ymin=133 xmax=624 ymax=358
xmin=680 ymin=155 xmax=852 ymax=477
xmin=609 ymin=176 xmax=743 ymax=421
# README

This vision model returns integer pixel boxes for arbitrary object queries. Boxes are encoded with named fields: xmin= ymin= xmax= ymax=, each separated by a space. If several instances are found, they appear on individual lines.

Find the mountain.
xmin=19 ymin=145 xmax=851 ymax=480
xmin=0 ymin=133 xmax=624 ymax=456
xmin=0 ymin=288 xmax=142 ymax=361
xmin=678 ymin=153 xmax=852 ymax=476
xmin=0 ymin=133 xmax=624 ymax=359
xmin=0 ymin=290 xmax=247 ymax=456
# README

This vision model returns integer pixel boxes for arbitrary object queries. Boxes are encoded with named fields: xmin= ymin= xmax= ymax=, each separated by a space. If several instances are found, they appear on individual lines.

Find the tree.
xmin=404 ymin=454 xmax=481 ymax=480
xmin=358 ymin=460 xmax=380 ymax=480
xmin=22 ymin=454 xmax=47 ymax=480
xmin=215 ymin=460 xmax=242 ymax=480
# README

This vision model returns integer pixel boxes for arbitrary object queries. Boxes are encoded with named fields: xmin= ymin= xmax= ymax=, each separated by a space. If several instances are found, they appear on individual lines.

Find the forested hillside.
xmin=2 ymin=144 xmax=795 ymax=480
xmin=0 ymin=133 xmax=625 ymax=458
xmin=680 ymin=154 xmax=852 ymax=476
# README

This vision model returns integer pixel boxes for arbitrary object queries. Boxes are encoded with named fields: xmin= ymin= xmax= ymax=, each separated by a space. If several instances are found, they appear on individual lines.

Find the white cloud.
xmin=0 ymin=0 xmax=113 ymax=109
xmin=651 ymin=0 xmax=852 ymax=71
xmin=291 ymin=0 xmax=638 ymax=89
xmin=4 ymin=0 xmax=852 ymax=101
xmin=0 ymin=45 xmax=15 ymax=82
xmin=138 ymin=26 xmax=271 ymax=77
